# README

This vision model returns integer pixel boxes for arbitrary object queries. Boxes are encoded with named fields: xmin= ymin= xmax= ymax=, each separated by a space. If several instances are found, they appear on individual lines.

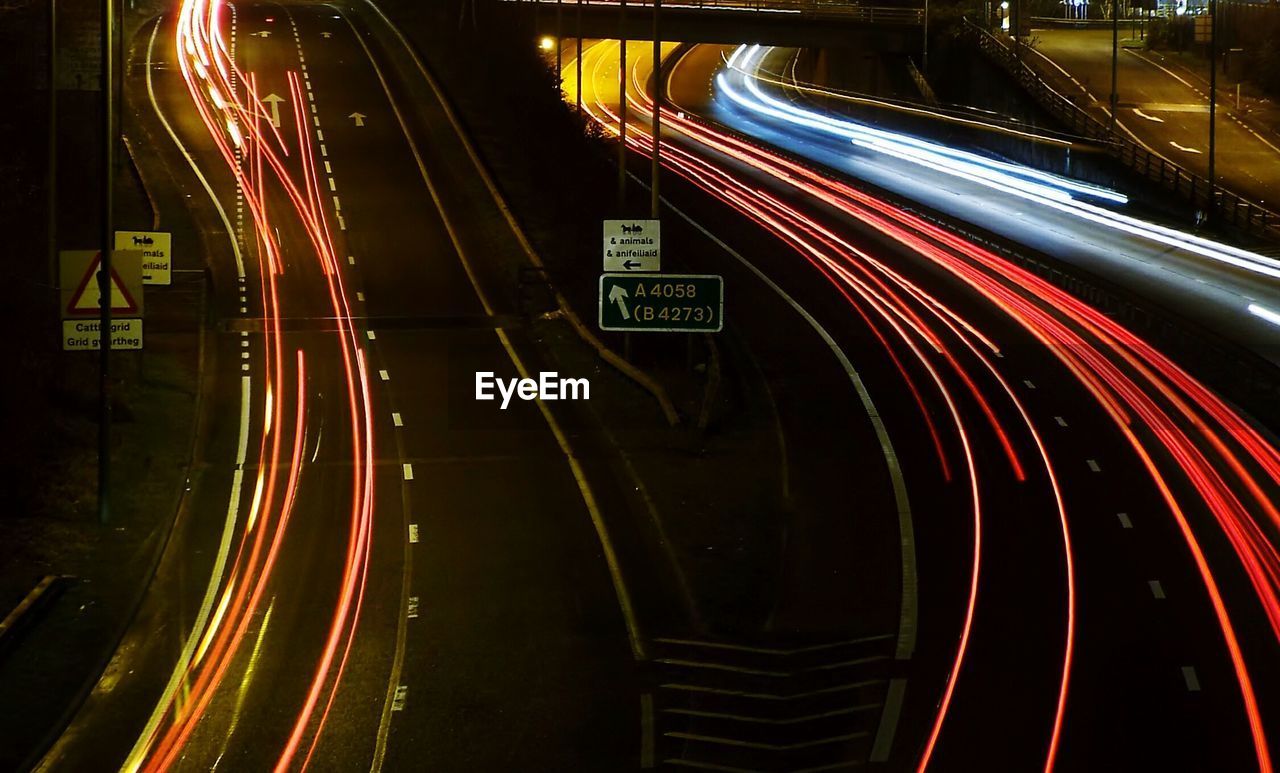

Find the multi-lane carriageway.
xmin=29 ymin=3 xmax=1280 ymax=772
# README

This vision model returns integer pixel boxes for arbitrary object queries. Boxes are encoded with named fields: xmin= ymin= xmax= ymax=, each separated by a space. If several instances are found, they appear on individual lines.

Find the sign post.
xmin=599 ymin=273 xmax=723 ymax=332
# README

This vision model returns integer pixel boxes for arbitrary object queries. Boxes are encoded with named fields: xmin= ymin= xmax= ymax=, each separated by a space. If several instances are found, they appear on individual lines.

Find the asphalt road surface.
xmin=569 ymin=38 xmax=1280 ymax=771
xmin=25 ymin=5 xmax=1280 ymax=771
xmin=673 ymin=43 xmax=1280 ymax=371
xmin=40 ymin=4 xmax=640 ymax=771
xmin=1031 ymin=26 xmax=1280 ymax=210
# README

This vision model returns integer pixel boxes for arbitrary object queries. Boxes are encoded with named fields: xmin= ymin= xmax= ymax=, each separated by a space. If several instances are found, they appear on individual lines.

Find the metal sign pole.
xmin=98 ymin=0 xmax=115 ymax=525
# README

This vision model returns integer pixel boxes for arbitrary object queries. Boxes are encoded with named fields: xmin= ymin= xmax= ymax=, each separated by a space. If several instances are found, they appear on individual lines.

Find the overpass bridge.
xmin=506 ymin=0 xmax=925 ymax=51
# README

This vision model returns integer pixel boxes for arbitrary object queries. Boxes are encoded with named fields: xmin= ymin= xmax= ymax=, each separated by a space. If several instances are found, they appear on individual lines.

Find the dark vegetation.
xmin=382 ymin=0 xmax=615 ymax=319
xmin=0 ymin=0 xmax=89 ymax=539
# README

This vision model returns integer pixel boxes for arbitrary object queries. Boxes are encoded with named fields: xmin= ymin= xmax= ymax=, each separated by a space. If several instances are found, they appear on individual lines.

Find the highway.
xmin=20 ymin=2 xmax=1280 ymax=769
xmin=570 ymin=38 xmax=1280 ymax=771
xmin=38 ymin=3 xmax=641 ymax=770
xmin=1031 ymin=26 xmax=1280 ymax=209
xmin=683 ymin=44 xmax=1280 ymax=370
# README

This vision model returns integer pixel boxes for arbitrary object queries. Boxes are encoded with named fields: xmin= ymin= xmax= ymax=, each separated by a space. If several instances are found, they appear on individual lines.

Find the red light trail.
xmin=125 ymin=2 xmax=381 ymax=770
xmin=577 ymin=40 xmax=1275 ymax=772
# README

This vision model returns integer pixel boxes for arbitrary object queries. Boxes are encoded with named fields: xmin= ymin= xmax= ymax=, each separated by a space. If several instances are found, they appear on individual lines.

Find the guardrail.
xmin=514 ymin=0 xmax=924 ymax=24
xmin=0 ymin=575 xmax=71 ymax=654
xmin=963 ymin=18 xmax=1280 ymax=242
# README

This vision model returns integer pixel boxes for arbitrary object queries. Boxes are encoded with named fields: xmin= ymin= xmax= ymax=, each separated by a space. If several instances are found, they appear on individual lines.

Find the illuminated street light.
xmin=540 ymin=35 xmax=555 ymax=51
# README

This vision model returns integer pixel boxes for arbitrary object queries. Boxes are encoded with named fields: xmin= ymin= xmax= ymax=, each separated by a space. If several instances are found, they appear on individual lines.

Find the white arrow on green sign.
xmin=598 ymin=273 xmax=723 ymax=332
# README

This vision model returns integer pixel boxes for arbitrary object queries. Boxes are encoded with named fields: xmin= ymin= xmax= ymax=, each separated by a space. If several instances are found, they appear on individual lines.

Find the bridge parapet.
xmin=518 ymin=0 xmax=922 ymax=24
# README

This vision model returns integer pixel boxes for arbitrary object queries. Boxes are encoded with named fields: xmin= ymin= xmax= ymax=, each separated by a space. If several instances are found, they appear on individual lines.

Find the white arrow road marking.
xmin=261 ymin=93 xmax=285 ymax=128
xmin=608 ymin=284 xmax=630 ymax=320
xmin=321 ymin=31 xmax=333 ymax=38
xmin=349 ymin=112 xmax=367 ymax=126
xmin=252 ymin=30 xmax=270 ymax=38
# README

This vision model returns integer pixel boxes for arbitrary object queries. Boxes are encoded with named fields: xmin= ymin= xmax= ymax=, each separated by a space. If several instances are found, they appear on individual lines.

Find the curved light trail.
xmin=123 ymin=2 xmax=381 ymax=770
xmin=571 ymin=38 xmax=1277 ymax=772
xmin=720 ymin=45 xmax=1280 ymax=283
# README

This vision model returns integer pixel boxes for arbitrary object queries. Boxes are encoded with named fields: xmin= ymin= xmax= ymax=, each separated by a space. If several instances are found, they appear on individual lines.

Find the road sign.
xmin=115 ymin=230 xmax=171 ymax=285
xmin=60 ymin=250 xmax=144 ymax=318
xmin=62 ymin=319 xmax=144 ymax=351
xmin=603 ymin=219 xmax=661 ymax=272
xmin=599 ymin=273 xmax=723 ymax=332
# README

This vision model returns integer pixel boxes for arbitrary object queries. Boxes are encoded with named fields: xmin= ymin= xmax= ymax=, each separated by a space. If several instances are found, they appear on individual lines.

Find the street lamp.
xmin=922 ymin=0 xmax=928 ymax=73
xmin=1110 ymin=0 xmax=1118 ymax=133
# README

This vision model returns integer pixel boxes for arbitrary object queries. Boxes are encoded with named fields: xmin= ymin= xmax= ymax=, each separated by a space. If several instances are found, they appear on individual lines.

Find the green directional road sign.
xmin=599 ymin=273 xmax=723 ymax=333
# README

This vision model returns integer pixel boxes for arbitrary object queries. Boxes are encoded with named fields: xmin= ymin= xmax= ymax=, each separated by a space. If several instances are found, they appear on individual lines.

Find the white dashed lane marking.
xmin=1182 ymin=666 xmax=1201 ymax=692
xmin=1117 ymin=512 xmax=1133 ymax=529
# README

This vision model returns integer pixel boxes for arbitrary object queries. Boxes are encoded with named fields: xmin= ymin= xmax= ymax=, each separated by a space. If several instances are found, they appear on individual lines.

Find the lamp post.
xmin=922 ymin=0 xmax=928 ymax=73
xmin=576 ymin=0 xmax=582 ymax=115
xmin=48 ymin=0 xmax=57 ymax=297
xmin=651 ymin=0 xmax=661 ymax=217
xmin=1208 ymin=0 xmax=1217 ymax=215
xmin=1110 ymin=0 xmax=1118 ymax=134
xmin=617 ymin=0 xmax=627 ymax=213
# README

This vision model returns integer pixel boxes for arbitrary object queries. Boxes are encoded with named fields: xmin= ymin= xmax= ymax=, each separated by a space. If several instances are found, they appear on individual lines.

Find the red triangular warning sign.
xmin=66 ymin=252 xmax=140 ymax=316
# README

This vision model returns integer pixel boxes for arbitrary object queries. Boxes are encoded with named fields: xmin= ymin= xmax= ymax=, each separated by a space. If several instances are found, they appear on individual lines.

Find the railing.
xmin=905 ymin=57 xmax=938 ymax=105
xmin=963 ymin=18 xmax=1280 ymax=242
xmin=512 ymin=0 xmax=924 ymax=24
